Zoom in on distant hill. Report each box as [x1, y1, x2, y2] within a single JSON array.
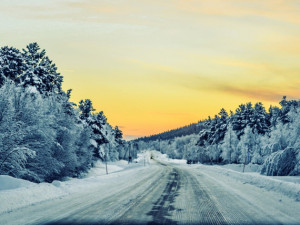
[[134, 122, 203, 142]]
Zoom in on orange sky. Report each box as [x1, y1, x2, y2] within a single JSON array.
[[1, 0, 300, 139]]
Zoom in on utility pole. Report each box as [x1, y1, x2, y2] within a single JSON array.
[[243, 144, 249, 173], [105, 144, 109, 175], [128, 142, 131, 164], [159, 138, 161, 152]]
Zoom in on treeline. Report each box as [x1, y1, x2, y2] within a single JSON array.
[[136, 122, 202, 142], [134, 99, 300, 176], [0, 43, 135, 183]]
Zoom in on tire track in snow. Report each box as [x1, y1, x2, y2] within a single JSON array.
[[46, 165, 166, 225], [173, 169, 227, 225], [147, 168, 181, 225], [117, 161, 228, 225]]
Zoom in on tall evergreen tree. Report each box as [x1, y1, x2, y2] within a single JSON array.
[[114, 126, 124, 145], [20, 43, 63, 94], [252, 102, 269, 135], [78, 99, 95, 121], [0, 46, 25, 85]]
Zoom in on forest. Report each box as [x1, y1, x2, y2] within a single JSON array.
[[133, 98, 300, 176], [1, 43, 299, 184], [136, 122, 202, 142], [0, 43, 136, 183]]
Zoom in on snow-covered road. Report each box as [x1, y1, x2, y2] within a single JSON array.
[[1, 155, 300, 225]]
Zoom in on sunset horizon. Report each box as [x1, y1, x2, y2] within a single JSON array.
[[1, 0, 299, 139]]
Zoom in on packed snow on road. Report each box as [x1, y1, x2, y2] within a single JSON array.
[[1, 150, 300, 225]]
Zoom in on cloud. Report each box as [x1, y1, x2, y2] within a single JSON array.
[[175, 0, 300, 25], [181, 74, 300, 102], [125, 57, 300, 103], [0, 0, 135, 25], [219, 85, 285, 102], [2, 0, 300, 30], [66, 0, 135, 14], [0, 1, 66, 18]]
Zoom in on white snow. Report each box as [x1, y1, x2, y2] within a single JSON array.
[[0, 175, 34, 191], [271, 176, 300, 184], [0, 179, 68, 214], [194, 164, 300, 201], [0, 152, 150, 215], [90, 139, 98, 148], [26, 85, 38, 94], [85, 160, 127, 177], [1, 149, 300, 222], [219, 163, 262, 173], [150, 150, 187, 164], [151, 150, 300, 202]]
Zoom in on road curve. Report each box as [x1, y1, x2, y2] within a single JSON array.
[[1, 160, 299, 225]]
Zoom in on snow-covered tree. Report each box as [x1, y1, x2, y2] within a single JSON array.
[[20, 43, 63, 94], [0, 46, 25, 85], [252, 102, 269, 135], [221, 124, 239, 163], [0, 43, 126, 182], [114, 126, 124, 145], [206, 144, 221, 164], [78, 99, 95, 121], [238, 126, 259, 171]]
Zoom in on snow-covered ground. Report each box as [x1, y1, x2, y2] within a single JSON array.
[[150, 150, 186, 164], [151, 150, 300, 200], [1, 150, 300, 225], [0, 152, 151, 214], [193, 164, 300, 201]]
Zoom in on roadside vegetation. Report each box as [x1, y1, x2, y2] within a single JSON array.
[[134, 98, 300, 176], [0, 43, 136, 182]]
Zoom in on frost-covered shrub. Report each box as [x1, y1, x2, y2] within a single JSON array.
[[261, 147, 298, 176]]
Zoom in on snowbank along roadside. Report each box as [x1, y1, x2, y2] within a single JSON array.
[[0, 152, 151, 214], [150, 150, 300, 201]]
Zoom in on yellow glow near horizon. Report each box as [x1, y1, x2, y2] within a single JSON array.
[[1, 0, 299, 139]]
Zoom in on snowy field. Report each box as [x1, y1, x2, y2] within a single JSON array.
[[1, 150, 300, 225]]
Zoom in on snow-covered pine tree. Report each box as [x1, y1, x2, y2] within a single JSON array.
[[20, 43, 63, 94], [268, 105, 281, 127], [213, 108, 228, 144], [252, 102, 269, 135], [0, 46, 25, 86], [114, 126, 123, 144], [278, 96, 299, 124], [232, 103, 252, 138], [78, 99, 95, 121]]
